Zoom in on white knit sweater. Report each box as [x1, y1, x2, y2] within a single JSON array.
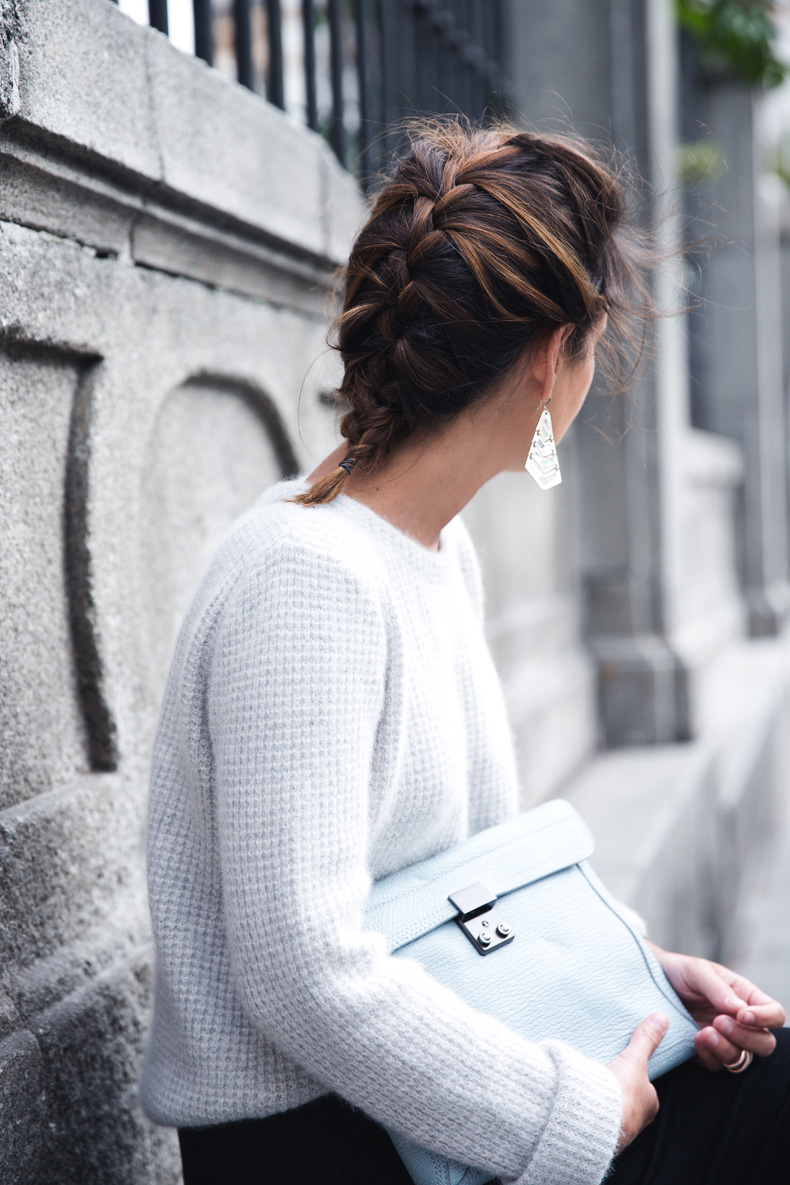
[[139, 475, 623, 1185]]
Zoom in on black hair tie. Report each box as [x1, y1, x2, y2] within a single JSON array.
[[338, 456, 356, 476]]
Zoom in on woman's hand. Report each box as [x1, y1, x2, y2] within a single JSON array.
[[607, 1013, 668, 1152], [647, 942, 786, 1072]]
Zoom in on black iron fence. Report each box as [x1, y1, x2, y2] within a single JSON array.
[[110, 0, 509, 189]]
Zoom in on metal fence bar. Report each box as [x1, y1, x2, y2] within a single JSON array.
[[479, 0, 493, 57], [467, 1, 483, 114], [126, 0, 506, 186], [478, 0, 497, 104], [492, 0, 504, 78], [380, 0, 401, 154], [302, 0, 319, 131], [458, 26, 474, 114], [148, 0, 169, 35], [355, 0, 372, 184], [433, 6, 454, 115], [328, 0, 345, 165], [414, 1, 433, 112], [426, 4, 442, 112], [266, 0, 285, 109], [234, 0, 254, 90], [193, 0, 213, 64]]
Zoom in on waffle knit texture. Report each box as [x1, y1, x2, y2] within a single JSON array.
[[139, 475, 623, 1185]]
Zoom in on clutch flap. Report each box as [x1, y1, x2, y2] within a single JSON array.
[[364, 798, 594, 952]]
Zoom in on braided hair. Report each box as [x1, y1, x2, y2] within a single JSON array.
[[295, 115, 652, 506]]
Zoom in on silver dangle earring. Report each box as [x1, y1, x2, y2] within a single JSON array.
[[525, 396, 562, 490]]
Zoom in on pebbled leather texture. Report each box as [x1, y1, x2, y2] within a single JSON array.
[[364, 799, 699, 1185]]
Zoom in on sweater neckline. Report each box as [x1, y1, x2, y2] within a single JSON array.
[[266, 475, 455, 577], [336, 492, 457, 579]]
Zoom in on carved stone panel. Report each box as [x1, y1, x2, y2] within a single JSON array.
[[0, 342, 90, 809], [138, 376, 296, 703]]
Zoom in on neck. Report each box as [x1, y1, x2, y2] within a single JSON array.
[[307, 406, 518, 551]]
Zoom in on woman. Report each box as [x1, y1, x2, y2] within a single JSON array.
[[139, 118, 788, 1184]]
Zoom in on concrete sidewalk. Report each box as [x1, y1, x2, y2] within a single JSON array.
[[728, 786, 790, 1013]]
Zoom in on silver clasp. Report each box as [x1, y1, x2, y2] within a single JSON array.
[[448, 881, 514, 956]]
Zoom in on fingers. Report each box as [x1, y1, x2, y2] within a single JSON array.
[[687, 960, 752, 1017], [694, 1027, 744, 1071], [694, 1018, 777, 1072], [716, 968, 786, 1028], [623, 1013, 669, 1065], [736, 1000, 787, 1029], [712, 1014, 778, 1056], [694, 1027, 725, 1071], [608, 1017, 665, 1153]]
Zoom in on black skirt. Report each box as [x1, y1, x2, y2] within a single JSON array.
[[178, 1028, 790, 1185], [178, 1093, 422, 1185]]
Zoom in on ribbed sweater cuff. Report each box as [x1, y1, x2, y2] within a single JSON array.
[[507, 1044, 623, 1185]]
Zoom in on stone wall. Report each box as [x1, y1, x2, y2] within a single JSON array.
[[0, 1, 361, 1180]]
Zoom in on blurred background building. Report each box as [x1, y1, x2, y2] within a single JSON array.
[[1, 1, 789, 1181]]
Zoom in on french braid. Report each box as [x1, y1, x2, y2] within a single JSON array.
[[296, 115, 653, 506]]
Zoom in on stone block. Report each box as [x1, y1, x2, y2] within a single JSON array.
[[590, 634, 690, 747], [0, 218, 116, 354], [0, 986, 21, 1041], [130, 207, 329, 313], [145, 27, 334, 262], [0, 145, 134, 254], [14, 0, 160, 181], [571, 403, 631, 586], [0, 145, 134, 255], [0, 5, 20, 123], [674, 431, 743, 632], [0, 1029, 47, 1185], [32, 953, 180, 1185], [320, 148, 366, 264], [6, 924, 149, 1031], [0, 776, 147, 974]]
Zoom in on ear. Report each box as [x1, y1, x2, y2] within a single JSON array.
[[534, 325, 574, 405]]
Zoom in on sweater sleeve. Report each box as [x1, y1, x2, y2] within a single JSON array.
[[208, 542, 623, 1185]]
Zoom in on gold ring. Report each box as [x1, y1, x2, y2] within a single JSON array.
[[724, 1049, 753, 1074]]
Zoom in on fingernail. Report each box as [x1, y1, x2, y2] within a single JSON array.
[[742, 1010, 756, 1025], [649, 1013, 669, 1033], [718, 1017, 733, 1035], [706, 1030, 719, 1047]]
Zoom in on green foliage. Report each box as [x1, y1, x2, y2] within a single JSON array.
[[676, 0, 788, 88], [770, 134, 790, 189], [676, 139, 726, 187]]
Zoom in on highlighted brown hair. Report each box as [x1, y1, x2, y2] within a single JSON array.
[[296, 114, 654, 506]]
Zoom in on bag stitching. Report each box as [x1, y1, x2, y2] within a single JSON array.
[[577, 862, 698, 1027]]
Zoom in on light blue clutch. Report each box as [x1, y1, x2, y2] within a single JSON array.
[[363, 798, 699, 1185]]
